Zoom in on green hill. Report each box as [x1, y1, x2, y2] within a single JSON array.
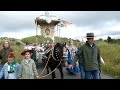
[[21, 35, 81, 48]]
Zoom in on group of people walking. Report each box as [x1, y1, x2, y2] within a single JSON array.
[[0, 41, 39, 79], [0, 32, 102, 79]]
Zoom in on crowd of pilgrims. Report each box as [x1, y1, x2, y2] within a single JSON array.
[[0, 40, 78, 79]]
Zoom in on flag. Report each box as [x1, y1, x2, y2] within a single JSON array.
[[61, 20, 72, 28]]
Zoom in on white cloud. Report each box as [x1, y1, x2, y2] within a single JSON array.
[[1, 11, 120, 41], [1, 21, 120, 41], [55, 21, 120, 41], [0, 28, 40, 39]]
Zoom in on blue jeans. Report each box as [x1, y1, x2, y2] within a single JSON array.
[[79, 65, 85, 79], [85, 70, 100, 79]]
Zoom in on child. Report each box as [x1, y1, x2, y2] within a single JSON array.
[[0, 52, 20, 79], [18, 49, 39, 79]]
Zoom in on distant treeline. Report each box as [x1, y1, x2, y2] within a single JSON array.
[[95, 36, 120, 44], [1, 36, 120, 47]]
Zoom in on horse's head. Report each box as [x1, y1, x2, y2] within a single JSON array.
[[53, 43, 66, 61], [43, 43, 66, 61]]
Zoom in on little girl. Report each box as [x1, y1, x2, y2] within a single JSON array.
[[18, 49, 39, 79], [0, 52, 20, 79]]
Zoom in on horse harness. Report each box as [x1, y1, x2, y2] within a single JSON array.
[[37, 47, 62, 78]]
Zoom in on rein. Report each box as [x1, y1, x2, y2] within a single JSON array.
[[37, 48, 62, 79]]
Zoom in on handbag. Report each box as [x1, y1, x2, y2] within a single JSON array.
[[100, 57, 105, 65]]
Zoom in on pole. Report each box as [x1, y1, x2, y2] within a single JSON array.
[[36, 27, 38, 44], [59, 25, 60, 43], [35, 19, 38, 44], [57, 25, 59, 43]]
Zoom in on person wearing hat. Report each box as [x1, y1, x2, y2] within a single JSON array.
[[69, 33, 101, 79], [0, 41, 14, 67], [18, 49, 39, 79], [0, 52, 20, 79]]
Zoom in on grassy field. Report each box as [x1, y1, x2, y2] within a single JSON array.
[[96, 41, 120, 79]]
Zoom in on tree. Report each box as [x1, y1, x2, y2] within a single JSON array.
[[107, 36, 112, 44], [99, 38, 103, 41], [16, 42, 21, 46]]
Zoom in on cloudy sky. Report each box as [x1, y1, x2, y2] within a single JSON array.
[[0, 11, 120, 42]]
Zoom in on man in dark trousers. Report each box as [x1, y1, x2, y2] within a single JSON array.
[[69, 33, 101, 79]]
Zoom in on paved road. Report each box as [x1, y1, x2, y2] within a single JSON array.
[[37, 62, 113, 79]]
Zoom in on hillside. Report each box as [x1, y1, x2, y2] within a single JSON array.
[[21, 35, 81, 48]]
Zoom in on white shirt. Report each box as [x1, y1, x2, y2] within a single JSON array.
[[25, 59, 30, 63], [7, 65, 16, 79], [24, 46, 35, 50], [89, 44, 93, 47], [90, 44, 92, 47]]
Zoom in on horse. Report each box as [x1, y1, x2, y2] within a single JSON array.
[[42, 43, 66, 79]]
